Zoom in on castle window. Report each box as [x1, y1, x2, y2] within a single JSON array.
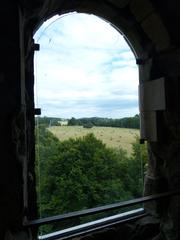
[[34, 13, 147, 236]]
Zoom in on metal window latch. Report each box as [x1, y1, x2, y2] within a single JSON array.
[[34, 43, 40, 51], [34, 108, 41, 115]]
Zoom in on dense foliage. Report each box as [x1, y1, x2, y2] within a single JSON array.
[[36, 124, 147, 233]]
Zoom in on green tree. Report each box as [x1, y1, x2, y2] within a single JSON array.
[[68, 117, 78, 125], [36, 126, 148, 233]]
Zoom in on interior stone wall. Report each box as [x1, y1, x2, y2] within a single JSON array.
[[0, 1, 23, 239], [144, 49, 180, 239]]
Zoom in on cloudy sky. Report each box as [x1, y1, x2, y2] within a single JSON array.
[[34, 13, 139, 119]]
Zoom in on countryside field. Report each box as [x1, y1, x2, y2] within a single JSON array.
[[48, 126, 139, 155]]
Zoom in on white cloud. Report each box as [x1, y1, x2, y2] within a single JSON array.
[[34, 13, 139, 118]]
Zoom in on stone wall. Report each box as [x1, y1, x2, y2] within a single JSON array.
[[1, 0, 180, 239]]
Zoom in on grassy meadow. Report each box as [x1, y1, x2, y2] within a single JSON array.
[[48, 126, 139, 155]]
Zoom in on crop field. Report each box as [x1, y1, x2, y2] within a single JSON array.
[[48, 126, 139, 155]]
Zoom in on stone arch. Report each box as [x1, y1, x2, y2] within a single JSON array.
[[24, 0, 173, 103]]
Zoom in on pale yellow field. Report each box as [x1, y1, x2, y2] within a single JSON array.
[[48, 126, 139, 155]]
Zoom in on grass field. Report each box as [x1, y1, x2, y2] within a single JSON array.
[[48, 126, 139, 155]]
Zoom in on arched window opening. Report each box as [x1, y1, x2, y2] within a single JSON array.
[[34, 13, 148, 235]]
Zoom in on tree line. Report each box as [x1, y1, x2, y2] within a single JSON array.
[[68, 115, 140, 129], [36, 114, 140, 129]]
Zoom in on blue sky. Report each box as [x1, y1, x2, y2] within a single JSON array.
[[34, 13, 139, 119]]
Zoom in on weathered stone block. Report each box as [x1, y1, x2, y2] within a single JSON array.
[[141, 13, 170, 50], [107, 0, 130, 8], [130, 0, 154, 22]]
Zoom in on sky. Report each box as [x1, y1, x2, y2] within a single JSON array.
[[34, 13, 139, 119]]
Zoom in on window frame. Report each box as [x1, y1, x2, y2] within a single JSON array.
[[24, 191, 180, 239]]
